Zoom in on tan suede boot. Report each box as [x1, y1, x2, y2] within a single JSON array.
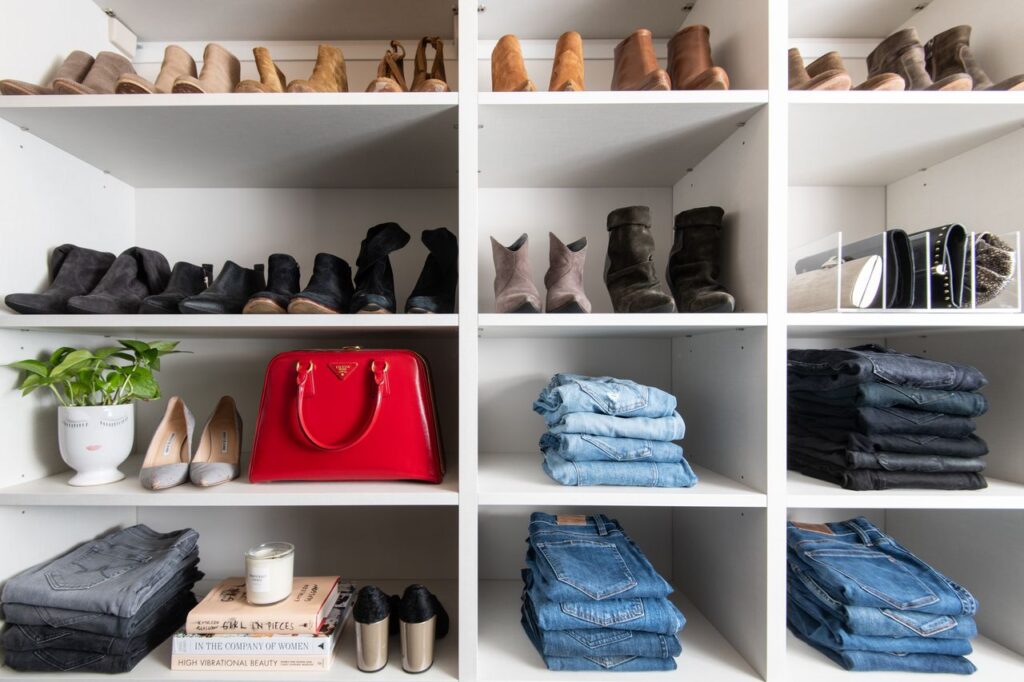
[[549, 31, 584, 91], [926, 25, 1024, 92], [867, 28, 971, 91], [2, 51, 94, 95], [288, 44, 348, 93], [668, 25, 729, 90], [235, 47, 287, 93], [807, 51, 904, 91], [54, 51, 136, 94], [117, 45, 196, 94], [545, 233, 591, 313], [366, 41, 407, 92], [172, 43, 240, 93], [492, 234, 542, 313], [492, 35, 536, 92], [612, 29, 671, 91], [412, 37, 450, 92], [788, 48, 850, 90]]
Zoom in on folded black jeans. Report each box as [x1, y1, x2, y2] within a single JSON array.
[[790, 422, 989, 458], [790, 446, 986, 474], [789, 383, 988, 417], [788, 345, 987, 392], [789, 403, 976, 438], [789, 453, 988, 491]]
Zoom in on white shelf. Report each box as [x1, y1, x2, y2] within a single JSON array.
[[787, 312, 1024, 337], [789, 97, 1024, 186], [0, 457, 459, 507], [478, 579, 761, 682], [787, 471, 1024, 510], [479, 92, 767, 187], [789, 0, 927, 40], [0, 94, 458, 188], [787, 630, 1024, 682], [478, 453, 765, 508], [477, 0, 693, 40], [479, 313, 767, 338], [0, 314, 459, 338]]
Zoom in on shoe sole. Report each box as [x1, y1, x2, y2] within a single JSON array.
[[547, 301, 587, 314], [287, 298, 339, 314], [242, 298, 287, 314], [356, 305, 393, 314]]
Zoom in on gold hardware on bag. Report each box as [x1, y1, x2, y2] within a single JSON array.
[[340, 346, 362, 351]]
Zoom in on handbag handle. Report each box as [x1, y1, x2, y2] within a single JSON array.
[[295, 359, 387, 451]]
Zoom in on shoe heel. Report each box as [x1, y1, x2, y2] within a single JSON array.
[[400, 616, 436, 674], [356, 617, 389, 672]]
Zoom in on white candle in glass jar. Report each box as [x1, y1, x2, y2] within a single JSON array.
[[245, 542, 295, 605]]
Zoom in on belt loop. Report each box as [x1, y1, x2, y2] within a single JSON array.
[[595, 515, 610, 536], [847, 518, 875, 546]]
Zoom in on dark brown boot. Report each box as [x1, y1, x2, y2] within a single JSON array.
[[807, 51, 904, 91], [926, 26, 1024, 92], [549, 32, 584, 91], [492, 35, 536, 92], [788, 48, 850, 90], [54, 52, 136, 94], [668, 25, 729, 90], [667, 206, 735, 313], [1, 51, 94, 95], [612, 29, 671, 91], [604, 206, 676, 313], [867, 28, 971, 91]]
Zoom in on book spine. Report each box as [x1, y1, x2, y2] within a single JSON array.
[[184, 617, 322, 636], [171, 654, 330, 671], [173, 637, 328, 655]]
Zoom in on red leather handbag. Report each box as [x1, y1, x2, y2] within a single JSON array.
[[248, 348, 444, 483]]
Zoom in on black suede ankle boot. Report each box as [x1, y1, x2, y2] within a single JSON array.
[[667, 206, 736, 313], [179, 261, 265, 314], [67, 247, 171, 314], [604, 206, 676, 313], [406, 227, 458, 314], [140, 262, 212, 314], [287, 253, 353, 314], [243, 253, 300, 314], [5, 244, 116, 314], [351, 222, 411, 314]]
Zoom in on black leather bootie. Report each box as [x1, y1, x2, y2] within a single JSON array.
[[667, 206, 736, 313], [243, 253, 300, 314], [5, 244, 115, 314], [406, 227, 458, 314], [351, 222, 411, 313], [67, 247, 171, 314], [605, 206, 676, 313], [179, 261, 265, 314], [287, 253, 354, 314], [140, 262, 212, 314]]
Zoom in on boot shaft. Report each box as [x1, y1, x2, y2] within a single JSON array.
[[612, 29, 670, 91], [407, 228, 458, 313], [925, 25, 993, 90], [868, 28, 934, 89], [668, 25, 727, 90], [413, 37, 449, 92], [491, 234, 541, 313], [207, 260, 265, 296], [173, 43, 240, 93], [492, 35, 536, 92], [544, 233, 586, 289], [163, 261, 210, 296], [605, 205, 658, 269], [353, 223, 411, 302], [309, 252, 353, 292], [155, 45, 198, 93], [788, 48, 810, 88], [56, 51, 135, 94], [549, 31, 584, 91], [265, 253, 300, 293], [309, 44, 348, 92], [249, 46, 287, 93], [671, 206, 725, 266], [805, 51, 844, 78]]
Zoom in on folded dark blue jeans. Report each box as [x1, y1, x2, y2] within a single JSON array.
[[790, 421, 989, 458], [789, 445, 986, 474], [789, 454, 988, 491], [790, 383, 988, 417], [788, 345, 987, 392], [789, 403, 977, 438]]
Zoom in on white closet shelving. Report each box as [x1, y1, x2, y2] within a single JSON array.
[[0, 1, 1023, 681]]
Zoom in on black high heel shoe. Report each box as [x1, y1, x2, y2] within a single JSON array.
[[398, 584, 449, 674], [354, 586, 392, 673]]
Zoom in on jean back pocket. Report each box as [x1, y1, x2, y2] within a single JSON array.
[[806, 547, 939, 610], [46, 545, 153, 591], [537, 539, 637, 600]]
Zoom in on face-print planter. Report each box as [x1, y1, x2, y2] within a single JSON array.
[[57, 404, 135, 486]]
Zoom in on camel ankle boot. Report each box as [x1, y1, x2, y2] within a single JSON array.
[[492, 234, 542, 313], [492, 35, 536, 92], [2, 51, 94, 96], [236, 47, 287, 93], [667, 206, 735, 313], [549, 32, 584, 91], [545, 233, 591, 314], [289, 44, 348, 92], [117, 45, 196, 94], [604, 206, 676, 313], [868, 28, 970, 91], [668, 25, 729, 90], [926, 25, 1024, 92], [412, 37, 450, 92], [172, 43, 241, 93], [612, 29, 671, 91], [54, 52, 135, 94], [788, 48, 850, 90], [806, 51, 904, 91], [366, 41, 408, 92]]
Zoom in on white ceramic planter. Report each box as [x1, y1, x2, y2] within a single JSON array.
[[57, 404, 135, 486]]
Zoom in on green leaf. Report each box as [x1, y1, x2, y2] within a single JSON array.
[[20, 374, 44, 392], [48, 347, 73, 366], [8, 360, 48, 377], [92, 347, 123, 360], [21, 384, 43, 397], [148, 341, 179, 353], [118, 340, 150, 354], [51, 349, 94, 377], [141, 348, 159, 365]]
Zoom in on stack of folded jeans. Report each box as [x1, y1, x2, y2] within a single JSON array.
[[788, 345, 989, 490], [1, 525, 201, 674], [533, 373, 697, 488], [787, 517, 978, 674], [520, 512, 685, 672]]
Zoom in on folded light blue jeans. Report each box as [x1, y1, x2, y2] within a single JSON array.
[[546, 412, 685, 440], [540, 433, 683, 462], [789, 624, 976, 674], [534, 374, 677, 425], [543, 452, 697, 488]]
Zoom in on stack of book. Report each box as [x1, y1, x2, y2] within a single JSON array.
[[171, 577, 355, 672]]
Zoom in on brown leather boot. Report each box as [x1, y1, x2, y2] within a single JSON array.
[[926, 26, 1024, 92], [549, 31, 584, 91], [235, 47, 287, 93], [366, 41, 407, 92], [54, 52, 136, 94], [117, 45, 196, 94], [545, 233, 591, 313], [612, 29, 671, 91], [492, 35, 536, 92], [788, 48, 850, 90], [172, 43, 240, 93], [412, 37, 450, 92], [1, 51, 93, 95], [668, 25, 729, 90], [491, 234, 541, 313], [867, 28, 971, 91], [289, 45, 348, 92], [806, 51, 904, 91]]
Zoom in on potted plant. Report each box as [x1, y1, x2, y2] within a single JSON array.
[[8, 340, 184, 486]]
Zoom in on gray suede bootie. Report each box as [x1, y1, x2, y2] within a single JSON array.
[[140, 397, 194, 491], [491, 234, 542, 313], [667, 206, 736, 313], [544, 233, 591, 313], [604, 206, 676, 313]]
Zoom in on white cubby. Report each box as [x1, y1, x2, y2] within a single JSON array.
[[1, 0, 1024, 680]]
